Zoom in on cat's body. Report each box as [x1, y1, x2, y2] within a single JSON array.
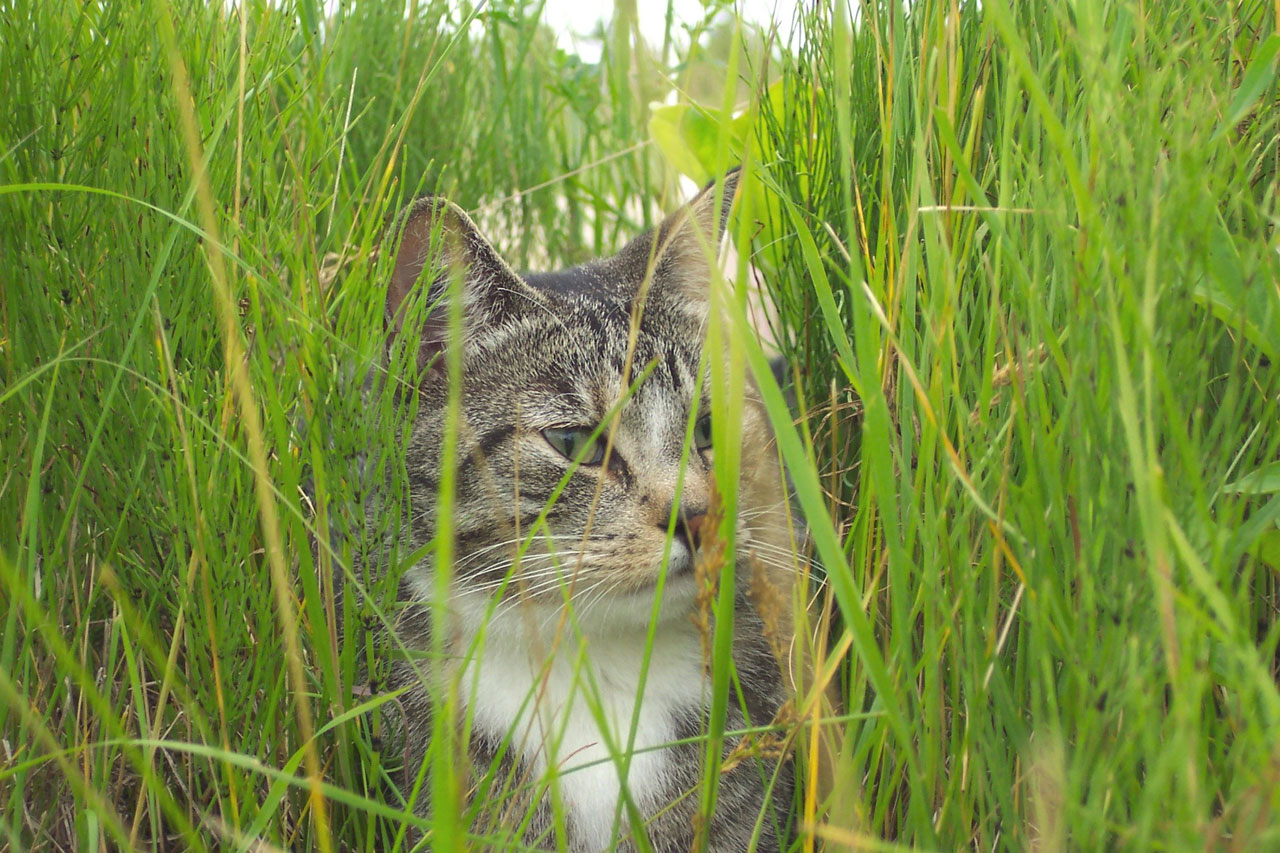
[[370, 172, 796, 851]]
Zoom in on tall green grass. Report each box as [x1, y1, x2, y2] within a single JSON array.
[[2, 0, 1278, 849]]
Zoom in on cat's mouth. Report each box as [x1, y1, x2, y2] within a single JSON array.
[[662, 546, 695, 579]]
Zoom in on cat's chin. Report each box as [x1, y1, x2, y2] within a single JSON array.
[[622, 563, 701, 606]]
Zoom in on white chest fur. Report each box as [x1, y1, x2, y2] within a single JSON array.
[[454, 600, 708, 851]]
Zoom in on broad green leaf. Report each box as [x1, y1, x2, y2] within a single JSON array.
[[649, 80, 815, 278], [647, 103, 747, 184], [649, 104, 714, 184], [1191, 217, 1280, 358], [1255, 528, 1280, 575], [1224, 462, 1280, 495], [1216, 34, 1280, 137]]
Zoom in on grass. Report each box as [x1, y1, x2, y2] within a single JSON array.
[[2, 0, 1279, 849]]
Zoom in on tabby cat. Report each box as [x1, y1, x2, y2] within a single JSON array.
[[374, 171, 796, 851]]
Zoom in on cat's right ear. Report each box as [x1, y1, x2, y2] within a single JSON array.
[[384, 195, 531, 374]]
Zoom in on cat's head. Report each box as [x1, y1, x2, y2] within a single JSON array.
[[384, 172, 787, 631]]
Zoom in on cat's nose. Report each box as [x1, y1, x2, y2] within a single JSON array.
[[667, 507, 709, 553], [683, 511, 709, 550]]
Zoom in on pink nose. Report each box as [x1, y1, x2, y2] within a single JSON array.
[[680, 511, 708, 551]]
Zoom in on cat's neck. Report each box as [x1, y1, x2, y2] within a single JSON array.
[[448, 587, 711, 723], [450, 590, 709, 850]]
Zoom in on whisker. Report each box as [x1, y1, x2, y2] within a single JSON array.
[[455, 534, 591, 568], [482, 554, 613, 624], [467, 555, 603, 596]]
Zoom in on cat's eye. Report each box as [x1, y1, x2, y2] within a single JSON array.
[[693, 414, 713, 451], [543, 427, 604, 466]]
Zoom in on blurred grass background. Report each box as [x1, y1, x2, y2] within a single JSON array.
[[2, 0, 1279, 849]]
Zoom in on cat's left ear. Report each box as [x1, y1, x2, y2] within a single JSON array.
[[617, 168, 740, 311]]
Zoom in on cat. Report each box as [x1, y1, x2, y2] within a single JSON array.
[[370, 170, 798, 852]]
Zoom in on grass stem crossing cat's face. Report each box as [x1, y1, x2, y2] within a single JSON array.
[[386, 171, 778, 630]]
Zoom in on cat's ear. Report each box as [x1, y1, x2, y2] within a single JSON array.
[[384, 195, 532, 372], [618, 168, 740, 311]]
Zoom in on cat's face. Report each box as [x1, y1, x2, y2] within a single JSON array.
[[386, 174, 782, 629]]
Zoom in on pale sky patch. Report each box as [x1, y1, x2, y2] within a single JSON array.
[[540, 0, 797, 64]]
